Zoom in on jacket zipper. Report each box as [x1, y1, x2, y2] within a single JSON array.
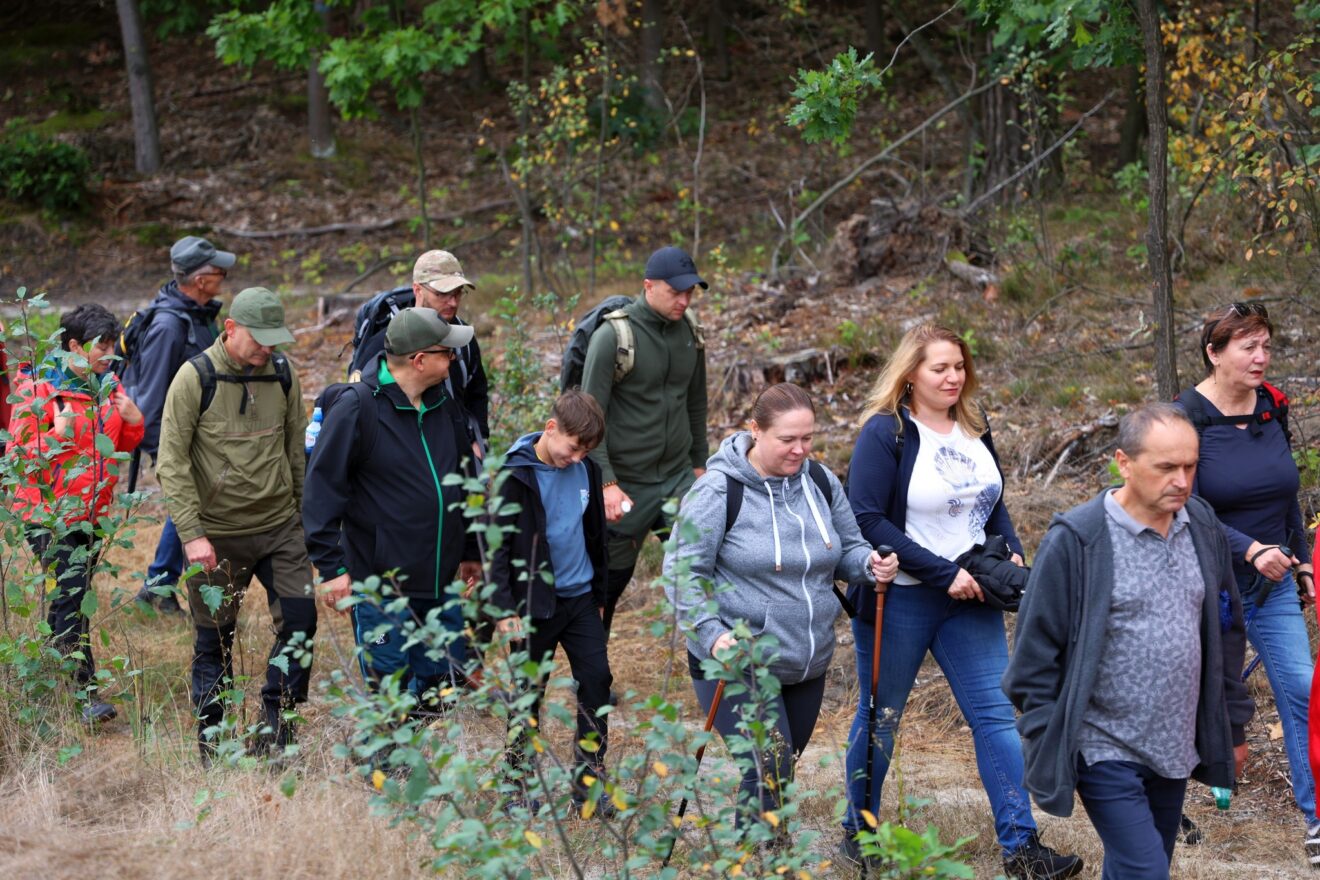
[[416, 408, 445, 598]]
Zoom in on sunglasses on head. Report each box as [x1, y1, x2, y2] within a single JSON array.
[[1225, 301, 1268, 320]]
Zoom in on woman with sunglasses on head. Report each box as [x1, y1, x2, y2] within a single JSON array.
[[840, 324, 1081, 879], [1175, 301, 1317, 861]]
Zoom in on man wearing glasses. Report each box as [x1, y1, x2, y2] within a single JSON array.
[[304, 307, 482, 705], [125, 236, 233, 615]]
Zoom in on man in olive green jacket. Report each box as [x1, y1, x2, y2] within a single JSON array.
[[581, 246, 709, 637], [158, 287, 315, 761]]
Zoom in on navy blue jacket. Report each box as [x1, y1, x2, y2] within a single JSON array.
[[846, 409, 1022, 622], [488, 452, 608, 620], [120, 281, 222, 458], [302, 354, 479, 599]]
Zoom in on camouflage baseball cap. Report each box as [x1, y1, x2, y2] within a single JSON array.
[[384, 307, 475, 356], [413, 250, 475, 293], [229, 287, 295, 347]]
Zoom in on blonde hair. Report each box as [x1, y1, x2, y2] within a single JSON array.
[[858, 324, 986, 438]]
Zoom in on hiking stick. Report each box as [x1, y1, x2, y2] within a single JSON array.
[[863, 545, 895, 827], [661, 677, 726, 868]]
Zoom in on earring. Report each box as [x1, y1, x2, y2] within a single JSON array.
[[904, 382, 913, 397]]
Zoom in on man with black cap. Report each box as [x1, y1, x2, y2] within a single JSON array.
[[157, 287, 316, 762], [125, 235, 234, 614], [304, 307, 482, 701], [580, 246, 708, 637]]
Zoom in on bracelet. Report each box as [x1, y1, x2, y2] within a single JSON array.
[[602, 480, 618, 489], [1248, 545, 1279, 567]]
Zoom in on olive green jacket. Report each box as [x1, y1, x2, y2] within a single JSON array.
[[581, 294, 707, 486], [157, 336, 307, 542]]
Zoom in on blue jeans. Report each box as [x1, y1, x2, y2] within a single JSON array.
[[146, 516, 184, 589], [1075, 758, 1186, 880], [1241, 570, 1316, 820], [842, 586, 1036, 853], [352, 594, 469, 696]]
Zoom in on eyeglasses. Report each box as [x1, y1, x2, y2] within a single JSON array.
[[1226, 301, 1268, 320], [413, 347, 457, 361], [420, 282, 465, 302]]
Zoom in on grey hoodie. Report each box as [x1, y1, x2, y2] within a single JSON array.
[[663, 432, 875, 683]]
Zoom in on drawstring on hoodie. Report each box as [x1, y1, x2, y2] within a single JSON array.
[[763, 480, 783, 572], [800, 472, 832, 549]]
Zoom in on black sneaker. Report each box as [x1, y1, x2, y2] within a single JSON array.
[[1003, 832, 1083, 880], [81, 701, 117, 725], [1179, 813, 1204, 846], [158, 593, 185, 616]]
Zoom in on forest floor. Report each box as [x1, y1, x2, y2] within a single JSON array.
[[2, 4, 1319, 878]]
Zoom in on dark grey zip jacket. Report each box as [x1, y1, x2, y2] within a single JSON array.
[[1003, 491, 1252, 817]]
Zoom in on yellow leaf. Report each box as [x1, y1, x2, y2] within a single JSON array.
[[729, 865, 743, 877], [371, 770, 386, 790], [580, 774, 597, 789], [524, 830, 543, 849], [763, 810, 780, 827], [652, 761, 669, 778], [671, 814, 683, 828], [860, 809, 878, 829], [580, 798, 596, 819], [611, 788, 628, 812]]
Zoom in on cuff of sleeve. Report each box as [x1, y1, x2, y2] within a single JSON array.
[[1231, 724, 1246, 747], [695, 619, 726, 656], [174, 520, 205, 544]]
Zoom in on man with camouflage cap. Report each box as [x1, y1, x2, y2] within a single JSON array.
[[157, 287, 316, 762], [125, 235, 233, 615], [304, 307, 481, 701]]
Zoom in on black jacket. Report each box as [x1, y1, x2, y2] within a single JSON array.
[[489, 455, 607, 620], [303, 354, 478, 599]]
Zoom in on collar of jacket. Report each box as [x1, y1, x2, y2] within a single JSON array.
[[629, 292, 679, 328], [161, 280, 223, 320], [373, 355, 447, 412], [209, 334, 278, 377]]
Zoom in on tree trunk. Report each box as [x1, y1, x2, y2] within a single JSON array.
[[467, 26, 497, 91], [705, 0, 731, 82], [115, 0, 161, 174], [639, 0, 665, 113], [864, 0, 884, 57], [1136, 0, 1178, 398], [1116, 63, 1145, 169], [307, 1, 335, 159]]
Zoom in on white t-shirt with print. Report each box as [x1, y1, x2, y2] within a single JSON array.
[[894, 419, 1002, 586]]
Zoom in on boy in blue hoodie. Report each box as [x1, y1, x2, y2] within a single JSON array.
[[490, 390, 611, 809]]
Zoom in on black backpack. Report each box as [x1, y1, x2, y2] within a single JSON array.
[[346, 285, 414, 380], [558, 295, 705, 392], [309, 381, 379, 460], [1178, 382, 1292, 447], [114, 303, 199, 378], [187, 352, 293, 416], [723, 460, 858, 618]]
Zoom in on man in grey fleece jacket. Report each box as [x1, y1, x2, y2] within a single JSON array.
[[1004, 404, 1252, 880]]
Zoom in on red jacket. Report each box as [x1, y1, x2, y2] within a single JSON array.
[[7, 364, 144, 526]]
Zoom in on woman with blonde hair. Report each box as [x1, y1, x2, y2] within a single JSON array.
[[839, 325, 1080, 879]]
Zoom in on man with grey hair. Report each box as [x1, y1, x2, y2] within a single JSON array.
[[124, 236, 233, 614], [1004, 402, 1252, 880]]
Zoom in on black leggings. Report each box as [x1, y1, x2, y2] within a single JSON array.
[[691, 661, 826, 821], [27, 528, 101, 687]]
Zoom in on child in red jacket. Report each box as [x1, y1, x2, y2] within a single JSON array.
[[8, 304, 144, 724]]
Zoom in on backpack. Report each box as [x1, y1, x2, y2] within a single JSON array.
[[188, 352, 293, 416], [558, 295, 706, 392], [114, 303, 198, 378], [723, 460, 858, 618], [1178, 382, 1292, 447], [344, 285, 476, 394], [310, 381, 379, 459]]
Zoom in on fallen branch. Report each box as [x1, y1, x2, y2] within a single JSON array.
[[961, 90, 1115, 217], [213, 198, 515, 240]]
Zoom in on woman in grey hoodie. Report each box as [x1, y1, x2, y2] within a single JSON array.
[[663, 383, 895, 828]]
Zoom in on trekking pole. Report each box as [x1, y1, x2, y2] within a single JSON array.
[[126, 447, 142, 495], [863, 545, 895, 827], [661, 677, 726, 868]]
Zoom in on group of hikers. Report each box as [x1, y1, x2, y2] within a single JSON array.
[[6, 233, 1319, 879]]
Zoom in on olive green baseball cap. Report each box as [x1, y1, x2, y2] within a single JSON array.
[[413, 250, 475, 293], [384, 307, 474, 356], [229, 287, 295, 347]]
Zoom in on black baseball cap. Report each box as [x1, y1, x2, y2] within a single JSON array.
[[644, 246, 707, 291]]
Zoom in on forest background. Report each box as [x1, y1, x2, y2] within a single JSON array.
[[0, 0, 1318, 877]]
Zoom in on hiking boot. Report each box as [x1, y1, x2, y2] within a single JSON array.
[[81, 701, 117, 725], [158, 593, 185, 616], [1305, 821, 1320, 868], [1003, 832, 1083, 880], [1179, 813, 1203, 846], [838, 834, 881, 875], [134, 585, 156, 607], [572, 793, 618, 820]]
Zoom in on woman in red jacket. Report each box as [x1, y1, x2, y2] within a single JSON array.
[[8, 304, 144, 724]]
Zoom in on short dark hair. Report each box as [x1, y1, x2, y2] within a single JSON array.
[[750, 382, 815, 429], [1200, 301, 1272, 374], [551, 389, 605, 449], [59, 304, 120, 353], [1116, 402, 1195, 458]]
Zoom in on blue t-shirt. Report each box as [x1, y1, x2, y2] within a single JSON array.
[[1191, 394, 1310, 575], [509, 433, 594, 598]]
